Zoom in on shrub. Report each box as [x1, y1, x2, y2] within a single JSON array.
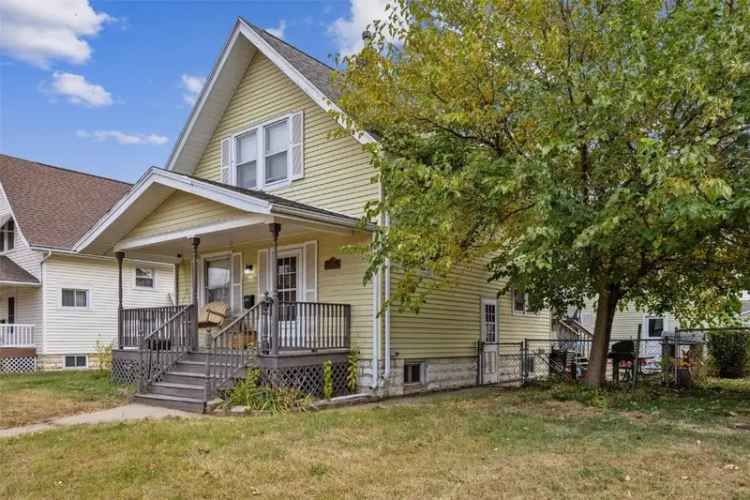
[[223, 369, 312, 414], [322, 360, 333, 399], [347, 351, 359, 393], [707, 330, 750, 379], [93, 340, 112, 375]]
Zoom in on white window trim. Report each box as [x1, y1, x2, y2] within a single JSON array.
[[230, 113, 297, 191], [0, 218, 15, 255], [59, 288, 91, 310], [403, 361, 426, 385], [133, 267, 157, 290], [481, 297, 499, 343], [511, 288, 531, 315], [200, 252, 232, 306], [64, 354, 88, 369]]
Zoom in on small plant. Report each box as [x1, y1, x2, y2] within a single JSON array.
[[93, 340, 112, 375], [347, 351, 359, 393], [707, 330, 750, 379], [322, 360, 333, 399], [223, 368, 311, 414]]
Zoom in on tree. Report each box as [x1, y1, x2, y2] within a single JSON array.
[[335, 0, 750, 386]]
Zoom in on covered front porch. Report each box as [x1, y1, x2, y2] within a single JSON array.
[[76, 169, 370, 410], [0, 259, 40, 373]]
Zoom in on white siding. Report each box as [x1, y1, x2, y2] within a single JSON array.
[[0, 182, 44, 279], [0, 287, 43, 345], [580, 303, 679, 339], [42, 255, 175, 354]]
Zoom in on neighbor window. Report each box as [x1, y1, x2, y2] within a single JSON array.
[[65, 355, 87, 368], [0, 219, 14, 252], [62, 288, 88, 308], [403, 363, 423, 384], [648, 317, 664, 338], [135, 268, 155, 288]]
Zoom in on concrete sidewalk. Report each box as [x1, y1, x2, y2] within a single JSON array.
[[0, 403, 199, 439]]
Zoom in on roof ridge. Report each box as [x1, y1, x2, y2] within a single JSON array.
[[0, 153, 132, 186], [238, 17, 340, 73]]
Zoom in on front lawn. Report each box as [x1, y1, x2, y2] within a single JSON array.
[[2, 379, 749, 498], [0, 370, 131, 428]]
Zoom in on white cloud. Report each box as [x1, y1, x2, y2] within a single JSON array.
[[50, 71, 112, 107], [76, 130, 168, 145], [328, 0, 393, 56], [180, 73, 206, 106], [0, 0, 112, 67], [266, 20, 287, 39]]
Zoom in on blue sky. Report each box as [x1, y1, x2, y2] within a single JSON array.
[[0, 0, 386, 183]]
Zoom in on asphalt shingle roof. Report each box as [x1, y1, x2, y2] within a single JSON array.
[[0, 154, 131, 249], [0, 255, 39, 285]]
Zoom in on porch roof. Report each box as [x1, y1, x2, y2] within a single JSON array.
[[75, 167, 371, 257], [0, 256, 40, 287]]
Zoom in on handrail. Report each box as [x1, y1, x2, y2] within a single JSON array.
[[121, 305, 186, 349], [138, 304, 195, 393], [204, 301, 268, 400]]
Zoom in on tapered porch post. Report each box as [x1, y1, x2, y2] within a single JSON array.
[[115, 251, 125, 349], [269, 223, 281, 355], [191, 237, 200, 351]]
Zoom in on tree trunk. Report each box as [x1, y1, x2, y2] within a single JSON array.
[[585, 286, 620, 387]]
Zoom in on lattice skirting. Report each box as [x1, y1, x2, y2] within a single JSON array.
[[0, 356, 37, 374], [260, 361, 349, 397], [112, 358, 142, 385]]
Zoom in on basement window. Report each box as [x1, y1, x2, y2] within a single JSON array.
[[65, 355, 87, 368], [403, 362, 423, 385]]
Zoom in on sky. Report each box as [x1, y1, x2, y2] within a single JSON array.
[[0, 0, 390, 183]]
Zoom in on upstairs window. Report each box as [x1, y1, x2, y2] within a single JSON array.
[[221, 112, 304, 190], [0, 219, 14, 252]]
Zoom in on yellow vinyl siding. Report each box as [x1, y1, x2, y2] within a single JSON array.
[[390, 260, 551, 359], [175, 231, 374, 357], [193, 52, 378, 218], [125, 191, 249, 240]]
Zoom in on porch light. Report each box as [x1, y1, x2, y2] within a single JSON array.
[[244, 264, 254, 275]]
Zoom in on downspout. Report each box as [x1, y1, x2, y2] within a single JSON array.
[[383, 213, 391, 381], [371, 248, 381, 390], [39, 250, 52, 355]]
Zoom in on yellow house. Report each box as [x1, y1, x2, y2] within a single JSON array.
[[76, 18, 552, 412]]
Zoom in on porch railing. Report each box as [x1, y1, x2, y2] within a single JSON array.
[[121, 305, 186, 348], [265, 301, 351, 353], [0, 324, 34, 347], [205, 301, 268, 399], [138, 304, 195, 392]]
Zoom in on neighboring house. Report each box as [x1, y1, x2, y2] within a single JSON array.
[[74, 18, 551, 411], [0, 155, 176, 372]]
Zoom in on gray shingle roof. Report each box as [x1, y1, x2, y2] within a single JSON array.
[[240, 18, 342, 102], [0, 255, 39, 285]]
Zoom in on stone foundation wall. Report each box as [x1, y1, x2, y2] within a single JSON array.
[[358, 356, 479, 397]]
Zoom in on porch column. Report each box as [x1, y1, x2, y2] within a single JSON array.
[[174, 253, 181, 306], [191, 238, 200, 351], [269, 223, 281, 355], [115, 251, 125, 349]]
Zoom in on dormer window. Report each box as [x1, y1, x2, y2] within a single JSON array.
[[220, 111, 304, 190], [0, 219, 14, 252]]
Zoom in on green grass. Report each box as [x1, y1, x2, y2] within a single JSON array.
[[0, 370, 131, 428], [2, 379, 750, 499]]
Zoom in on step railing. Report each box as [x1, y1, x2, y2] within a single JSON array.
[[555, 317, 593, 359], [0, 324, 34, 347], [205, 301, 268, 399], [121, 305, 186, 349], [138, 304, 195, 393]]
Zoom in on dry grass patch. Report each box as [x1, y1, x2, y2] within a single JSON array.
[[1, 382, 750, 498], [0, 371, 130, 428]]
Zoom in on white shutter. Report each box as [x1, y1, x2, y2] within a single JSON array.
[[290, 111, 304, 180], [257, 249, 269, 299], [231, 252, 243, 315], [303, 241, 317, 302], [220, 137, 232, 184]]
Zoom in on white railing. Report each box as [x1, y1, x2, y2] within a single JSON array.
[[0, 324, 35, 347]]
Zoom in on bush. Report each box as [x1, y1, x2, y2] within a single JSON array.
[[223, 369, 312, 414], [707, 330, 750, 379]]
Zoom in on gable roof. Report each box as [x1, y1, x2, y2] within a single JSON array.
[[0, 255, 40, 285], [166, 17, 374, 175], [0, 154, 131, 250], [75, 167, 370, 255]]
